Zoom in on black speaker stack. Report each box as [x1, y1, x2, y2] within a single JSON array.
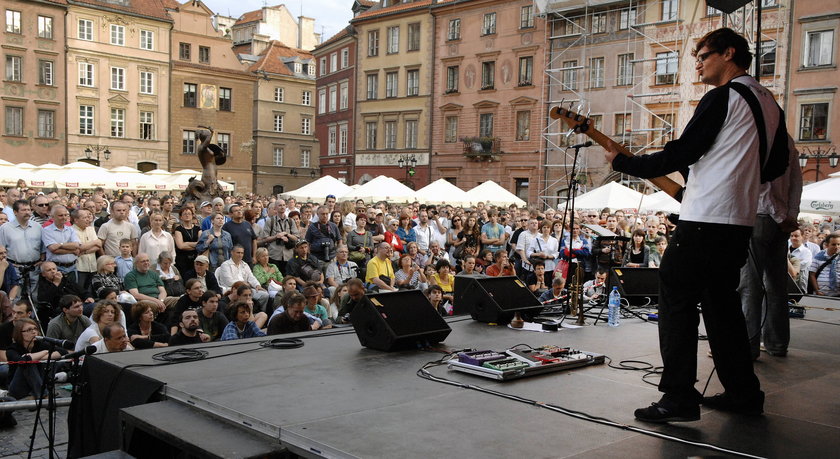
[[350, 289, 452, 352], [453, 275, 543, 324]]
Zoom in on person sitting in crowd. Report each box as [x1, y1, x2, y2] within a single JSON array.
[[810, 233, 840, 297], [538, 276, 568, 306], [526, 261, 549, 295], [216, 244, 269, 313], [365, 242, 396, 292], [156, 251, 183, 295], [302, 285, 332, 328], [168, 279, 206, 334], [169, 308, 212, 345], [328, 283, 348, 320], [648, 236, 668, 268], [127, 300, 169, 349], [395, 214, 416, 250], [583, 269, 608, 303], [45, 294, 92, 346], [182, 255, 220, 294], [457, 255, 482, 276], [268, 292, 318, 334], [383, 218, 404, 254], [92, 323, 130, 354], [76, 300, 131, 352], [622, 229, 650, 268], [252, 247, 283, 293], [124, 253, 169, 314], [325, 246, 359, 294], [221, 301, 266, 341], [404, 242, 427, 268], [395, 253, 426, 290], [429, 259, 454, 304], [0, 245, 21, 305], [425, 285, 451, 316], [90, 255, 128, 303], [475, 249, 494, 273], [220, 282, 268, 329], [336, 278, 370, 323], [345, 214, 374, 265], [426, 241, 450, 268], [196, 212, 233, 271], [6, 318, 69, 400], [36, 261, 92, 326], [485, 250, 514, 277], [788, 229, 812, 292], [285, 241, 324, 288], [197, 290, 227, 341]]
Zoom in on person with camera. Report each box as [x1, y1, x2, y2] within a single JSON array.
[[395, 253, 427, 290], [285, 241, 324, 288], [305, 205, 341, 264], [325, 245, 358, 297], [257, 200, 298, 274]]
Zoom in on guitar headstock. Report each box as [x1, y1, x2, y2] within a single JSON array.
[[549, 105, 592, 134]]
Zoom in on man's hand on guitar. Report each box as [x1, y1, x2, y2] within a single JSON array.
[[603, 139, 621, 164]]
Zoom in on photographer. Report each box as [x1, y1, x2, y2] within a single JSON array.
[[325, 246, 359, 297], [305, 205, 341, 264]]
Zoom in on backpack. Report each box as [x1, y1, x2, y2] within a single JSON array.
[[729, 82, 790, 183]]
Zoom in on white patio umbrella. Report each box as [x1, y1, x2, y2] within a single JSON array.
[[0, 162, 40, 187], [340, 175, 417, 203], [52, 162, 111, 189], [414, 179, 470, 206], [465, 181, 526, 207], [638, 190, 681, 213], [283, 175, 351, 201], [800, 175, 840, 215], [572, 181, 645, 210], [11, 163, 51, 188]]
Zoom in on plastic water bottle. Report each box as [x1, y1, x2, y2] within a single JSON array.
[[608, 286, 621, 327]]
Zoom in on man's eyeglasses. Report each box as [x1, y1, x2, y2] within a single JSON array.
[[35, 203, 48, 207], [695, 50, 717, 64]]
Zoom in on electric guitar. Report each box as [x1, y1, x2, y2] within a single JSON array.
[[549, 105, 684, 201]]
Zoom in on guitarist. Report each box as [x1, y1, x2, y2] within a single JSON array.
[[604, 28, 787, 424]]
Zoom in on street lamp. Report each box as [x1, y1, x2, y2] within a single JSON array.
[[84, 145, 111, 166], [397, 154, 417, 188], [799, 145, 839, 181]]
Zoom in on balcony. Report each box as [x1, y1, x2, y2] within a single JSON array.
[[461, 137, 501, 161]]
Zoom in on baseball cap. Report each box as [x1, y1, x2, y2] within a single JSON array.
[[200, 201, 211, 208], [194, 255, 210, 264], [295, 240, 309, 247], [211, 197, 224, 205]]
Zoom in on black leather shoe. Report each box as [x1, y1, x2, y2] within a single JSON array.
[[634, 401, 700, 423], [702, 391, 764, 416]]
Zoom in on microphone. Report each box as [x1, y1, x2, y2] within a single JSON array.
[[35, 336, 74, 350], [570, 141, 593, 149], [64, 345, 97, 361]]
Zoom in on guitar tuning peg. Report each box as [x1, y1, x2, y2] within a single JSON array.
[[585, 107, 591, 117], [568, 101, 574, 110], [576, 102, 584, 113], [564, 129, 575, 138]]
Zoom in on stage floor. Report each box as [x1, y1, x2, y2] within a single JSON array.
[[92, 296, 840, 458]]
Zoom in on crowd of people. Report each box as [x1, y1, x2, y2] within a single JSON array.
[[0, 184, 836, 403]]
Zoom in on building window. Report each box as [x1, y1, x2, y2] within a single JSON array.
[[307, 63, 316, 77], [318, 89, 326, 114], [79, 105, 94, 135], [446, 66, 459, 93], [590, 114, 603, 131], [38, 60, 54, 86], [37, 110, 54, 138], [294, 62, 302, 74], [273, 147, 283, 166], [655, 51, 678, 84], [5, 10, 21, 34], [38, 16, 53, 39], [562, 60, 577, 91], [559, 16, 583, 36], [408, 23, 420, 51], [368, 30, 379, 56], [340, 82, 348, 110], [110, 108, 125, 137], [516, 111, 530, 141], [183, 130, 196, 155], [341, 48, 349, 68], [406, 69, 419, 96], [140, 30, 154, 50], [302, 117, 311, 135], [387, 26, 399, 54], [479, 113, 494, 138], [386, 72, 398, 98], [805, 30, 834, 67], [139, 71, 154, 94], [219, 87, 232, 111], [320, 56, 327, 75], [79, 62, 94, 87], [302, 91, 311, 106], [619, 7, 637, 30], [199, 46, 210, 64], [448, 19, 460, 40], [482, 13, 496, 35], [339, 124, 348, 154], [518, 56, 533, 86], [328, 126, 337, 155], [481, 61, 495, 90], [5, 56, 21, 82], [78, 19, 93, 41], [367, 74, 378, 99], [183, 83, 197, 107], [179, 42, 191, 60], [274, 115, 283, 132], [661, 0, 678, 21], [384, 121, 397, 149], [614, 113, 631, 136], [4, 107, 22, 136], [110, 24, 125, 46], [330, 52, 338, 72], [445, 116, 458, 143], [110, 67, 125, 90], [329, 85, 337, 111], [366, 122, 377, 149], [589, 57, 605, 88], [591, 12, 606, 34], [139, 111, 154, 140], [405, 120, 418, 149], [758, 40, 776, 77], [274, 87, 284, 102], [217, 133, 230, 156], [799, 103, 828, 140], [706, 5, 721, 16], [617, 53, 634, 86], [301, 149, 310, 168], [520, 6, 534, 29], [514, 178, 529, 203]]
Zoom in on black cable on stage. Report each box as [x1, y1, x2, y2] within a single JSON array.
[[416, 354, 766, 459], [259, 338, 305, 349], [605, 356, 662, 387]]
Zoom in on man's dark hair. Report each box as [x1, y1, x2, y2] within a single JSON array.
[[60, 294, 81, 311], [694, 27, 752, 70], [15, 299, 32, 312], [286, 292, 306, 308], [532, 260, 545, 269], [12, 199, 29, 212], [346, 278, 364, 290], [425, 285, 443, 297]]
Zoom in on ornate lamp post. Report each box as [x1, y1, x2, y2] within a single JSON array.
[[397, 154, 417, 189], [799, 145, 838, 181], [83, 145, 111, 166]]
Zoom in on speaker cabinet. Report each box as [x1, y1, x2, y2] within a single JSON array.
[[787, 274, 804, 302], [609, 267, 659, 299], [454, 275, 542, 324], [350, 290, 452, 352]]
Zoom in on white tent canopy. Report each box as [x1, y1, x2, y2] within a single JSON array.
[[51, 162, 110, 189], [282, 175, 352, 202], [638, 190, 681, 213], [573, 181, 644, 210], [800, 176, 840, 215], [465, 181, 527, 207], [414, 179, 470, 206], [340, 175, 417, 203]]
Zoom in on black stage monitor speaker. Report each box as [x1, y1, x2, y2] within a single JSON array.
[[454, 275, 542, 324], [351, 290, 451, 351], [609, 267, 659, 299], [787, 274, 804, 302]]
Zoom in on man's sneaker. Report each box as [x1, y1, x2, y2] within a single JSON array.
[[702, 391, 764, 416], [634, 401, 700, 423], [53, 372, 68, 383]]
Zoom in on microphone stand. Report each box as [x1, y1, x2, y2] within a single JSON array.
[[561, 142, 588, 325], [28, 342, 59, 459]]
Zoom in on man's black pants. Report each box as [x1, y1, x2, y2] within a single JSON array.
[[657, 221, 761, 405]]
